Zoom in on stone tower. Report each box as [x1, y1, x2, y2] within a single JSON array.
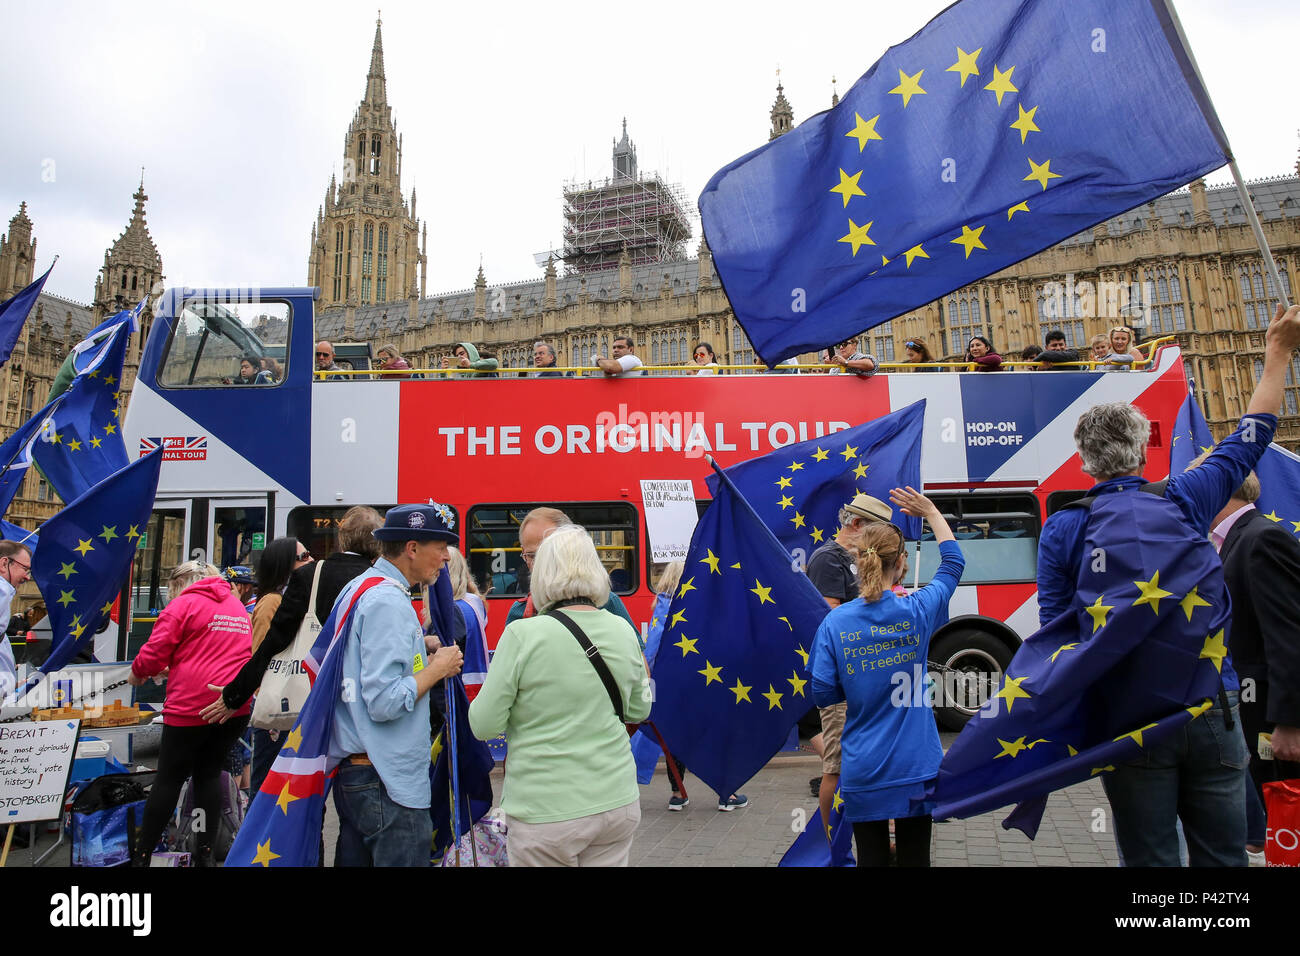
[[307, 16, 426, 312], [769, 79, 794, 140], [0, 202, 37, 299], [92, 177, 164, 368]]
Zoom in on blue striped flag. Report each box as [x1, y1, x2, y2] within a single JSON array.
[[0, 263, 53, 367]]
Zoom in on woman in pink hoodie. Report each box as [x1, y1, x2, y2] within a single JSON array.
[[128, 561, 253, 866]]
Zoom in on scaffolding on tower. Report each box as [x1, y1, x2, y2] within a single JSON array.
[[561, 173, 692, 276]]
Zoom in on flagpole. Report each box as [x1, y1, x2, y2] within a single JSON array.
[[1161, 0, 1291, 309]]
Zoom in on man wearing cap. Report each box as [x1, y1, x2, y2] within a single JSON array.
[[223, 566, 256, 614], [805, 493, 895, 825], [329, 502, 464, 867]]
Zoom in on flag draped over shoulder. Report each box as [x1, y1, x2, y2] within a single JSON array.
[[707, 401, 925, 546], [226, 575, 396, 867], [779, 790, 855, 868], [24, 449, 162, 684], [650, 463, 831, 799], [0, 262, 54, 367], [926, 491, 1230, 837], [1169, 393, 1215, 474], [699, 0, 1231, 365]]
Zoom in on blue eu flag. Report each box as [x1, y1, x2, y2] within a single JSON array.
[[0, 262, 53, 367], [0, 412, 50, 517], [700, 0, 1231, 364], [779, 791, 855, 868], [1169, 393, 1215, 475], [650, 462, 831, 798], [707, 401, 925, 548]]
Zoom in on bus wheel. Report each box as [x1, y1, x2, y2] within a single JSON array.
[[929, 629, 1013, 731]]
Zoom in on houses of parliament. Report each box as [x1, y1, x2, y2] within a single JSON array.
[[4, 16, 1300, 537]]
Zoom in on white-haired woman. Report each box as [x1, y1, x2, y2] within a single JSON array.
[[468, 525, 650, 866], [128, 561, 253, 866]]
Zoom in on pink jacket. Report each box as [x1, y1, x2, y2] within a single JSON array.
[[132, 577, 253, 726]]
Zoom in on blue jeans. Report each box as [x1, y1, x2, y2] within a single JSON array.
[[332, 762, 432, 867], [250, 728, 285, 797], [1102, 693, 1248, 867]]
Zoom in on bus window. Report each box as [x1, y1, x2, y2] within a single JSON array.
[[467, 503, 639, 599], [286, 504, 407, 561], [645, 499, 711, 592], [213, 505, 266, 570], [913, 493, 1040, 586], [158, 299, 291, 388], [131, 508, 188, 616]]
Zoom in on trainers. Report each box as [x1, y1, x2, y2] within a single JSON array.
[[718, 793, 748, 811], [809, 776, 822, 797], [667, 795, 689, 811]]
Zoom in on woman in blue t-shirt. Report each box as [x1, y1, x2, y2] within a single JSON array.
[[810, 486, 965, 867]]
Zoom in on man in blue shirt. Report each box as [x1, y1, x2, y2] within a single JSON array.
[[330, 502, 464, 867], [1036, 302, 1300, 866]]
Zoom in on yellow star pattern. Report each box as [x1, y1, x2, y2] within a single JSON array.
[[995, 736, 1028, 759], [700, 550, 721, 574], [946, 46, 981, 86], [810, 528, 824, 544], [104, 423, 117, 435], [787, 671, 808, 697], [837, 219, 876, 256], [1009, 103, 1040, 143], [1023, 158, 1062, 191], [840, 444, 859, 461], [251, 839, 280, 867], [794, 644, 810, 667], [830, 168, 867, 207], [852, 462, 868, 480], [983, 63, 1018, 104], [1007, 201, 1030, 220], [74, 539, 94, 557], [788, 461, 804, 472], [762, 685, 784, 710], [950, 224, 987, 259], [275, 781, 300, 815], [778, 616, 793, 631], [1132, 571, 1173, 614], [1199, 628, 1228, 673], [1090, 765, 1115, 777], [730, 562, 742, 570], [67, 439, 82, 452], [1291, 520, 1300, 534], [888, 68, 926, 107], [1050, 642, 1079, 663], [89, 436, 103, 449], [832, 789, 844, 813], [698, 660, 723, 685], [775, 476, 793, 490], [1264, 510, 1282, 522], [995, 675, 1031, 712], [790, 512, 806, 530], [99, 525, 119, 543], [57, 590, 75, 608], [903, 244, 929, 268], [677, 577, 696, 598], [102, 374, 116, 387], [812, 447, 829, 462], [778, 495, 795, 510], [57, 562, 77, 579], [845, 112, 883, 151], [282, 727, 303, 753], [1084, 594, 1114, 633], [729, 679, 753, 704], [430, 733, 444, 763], [1115, 722, 1159, 748], [669, 610, 687, 628], [100, 600, 114, 616], [750, 580, 774, 605], [71, 620, 86, 639], [1187, 698, 1214, 719], [1179, 586, 1211, 622], [673, 634, 699, 657]]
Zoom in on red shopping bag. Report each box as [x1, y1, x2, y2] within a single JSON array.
[[1263, 779, 1300, 866]]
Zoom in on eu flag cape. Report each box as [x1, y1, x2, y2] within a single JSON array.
[[707, 401, 925, 546], [700, 0, 1231, 364], [926, 490, 1231, 837], [0, 262, 53, 367], [650, 463, 831, 798]]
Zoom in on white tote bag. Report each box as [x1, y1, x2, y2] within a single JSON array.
[[250, 561, 324, 731]]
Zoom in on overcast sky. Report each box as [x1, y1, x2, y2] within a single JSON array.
[[4, 0, 1298, 305]]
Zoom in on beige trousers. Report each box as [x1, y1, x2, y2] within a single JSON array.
[[505, 800, 641, 867]]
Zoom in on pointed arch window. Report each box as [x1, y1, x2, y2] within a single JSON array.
[[370, 136, 381, 176], [377, 224, 389, 301], [361, 222, 374, 304], [333, 227, 344, 301]]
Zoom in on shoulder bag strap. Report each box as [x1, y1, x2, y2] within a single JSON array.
[[304, 559, 326, 627], [545, 608, 625, 723]]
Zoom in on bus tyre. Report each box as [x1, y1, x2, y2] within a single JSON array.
[[929, 629, 1013, 731]]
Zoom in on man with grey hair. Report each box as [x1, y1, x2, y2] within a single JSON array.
[[1036, 302, 1300, 866], [532, 341, 563, 379]]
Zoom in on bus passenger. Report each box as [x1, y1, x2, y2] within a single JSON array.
[[316, 341, 342, 375], [810, 487, 965, 867], [829, 339, 878, 377], [693, 342, 720, 375], [532, 341, 565, 379], [965, 336, 1003, 372], [1035, 330, 1083, 371], [260, 357, 283, 382], [442, 342, 499, 378], [232, 356, 272, 385], [376, 343, 413, 379], [903, 338, 937, 372], [593, 336, 644, 378], [1099, 325, 1142, 371], [1089, 333, 1110, 366]]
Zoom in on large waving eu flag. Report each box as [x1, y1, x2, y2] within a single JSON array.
[[1169, 393, 1215, 475], [700, 0, 1231, 364], [707, 401, 925, 549], [26, 448, 163, 684], [650, 462, 831, 798], [0, 262, 54, 367], [926, 489, 1229, 837]]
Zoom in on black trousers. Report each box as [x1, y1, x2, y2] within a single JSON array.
[[135, 718, 249, 862], [852, 816, 932, 867]]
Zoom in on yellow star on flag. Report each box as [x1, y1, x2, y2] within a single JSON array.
[[775, 476, 792, 489], [787, 671, 808, 697], [102, 374, 116, 387], [788, 461, 804, 472], [104, 423, 117, 435], [840, 444, 859, 461], [778, 495, 794, 510], [1067, 745, 1078, 757], [853, 462, 868, 480], [1132, 571, 1173, 614], [1199, 628, 1228, 673], [1179, 586, 1211, 622], [794, 644, 809, 666], [729, 679, 753, 704], [125, 525, 141, 540], [810, 528, 824, 544], [830, 168, 867, 207], [888, 68, 926, 107], [750, 580, 774, 605], [698, 660, 723, 685], [1007, 201, 1030, 220], [71, 620, 86, 639], [881, 255, 891, 267], [111, 407, 120, 419], [903, 244, 929, 268], [1291, 519, 1300, 534], [673, 634, 699, 657], [1023, 158, 1062, 191], [100, 600, 114, 616], [57, 562, 77, 579], [837, 219, 876, 256], [50, 432, 63, 445], [845, 112, 883, 151], [950, 224, 986, 259], [99, 525, 119, 543], [89, 436, 102, 449], [995, 736, 1027, 759], [761, 685, 784, 710], [946, 46, 981, 86], [74, 539, 94, 557], [1115, 722, 1159, 748], [669, 610, 687, 628], [983, 63, 1018, 104], [1090, 765, 1115, 777], [812, 447, 829, 462], [832, 789, 844, 812], [251, 839, 280, 867], [282, 727, 303, 753], [1050, 642, 1079, 663], [57, 590, 75, 608], [700, 550, 721, 574], [1084, 594, 1114, 633], [275, 781, 300, 815], [1186, 698, 1214, 719], [67, 439, 82, 452], [677, 577, 696, 598], [790, 512, 806, 530], [995, 675, 1031, 712], [1263, 510, 1281, 522], [730, 562, 741, 570], [1010, 103, 1040, 143], [430, 733, 444, 762]]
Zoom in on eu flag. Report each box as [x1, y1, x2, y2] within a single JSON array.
[[30, 310, 133, 503], [779, 790, 855, 868], [0, 262, 54, 367], [926, 490, 1230, 837], [1169, 393, 1215, 474], [699, 0, 1231, 364], [707, 401, 925, 548], [28, 448, 163, 682], [0, 411, 50, 517], [650, 462, 831, 798]]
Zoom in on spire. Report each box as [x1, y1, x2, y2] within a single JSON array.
[[831, 76, 839, 108], [612, 118, 637, 181], [364, 15, 387, 107], [770, 69, 794, 141]]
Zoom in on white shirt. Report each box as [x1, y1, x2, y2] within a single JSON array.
[[608, 354, 644, 377], [0, 578, 16, 702]]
